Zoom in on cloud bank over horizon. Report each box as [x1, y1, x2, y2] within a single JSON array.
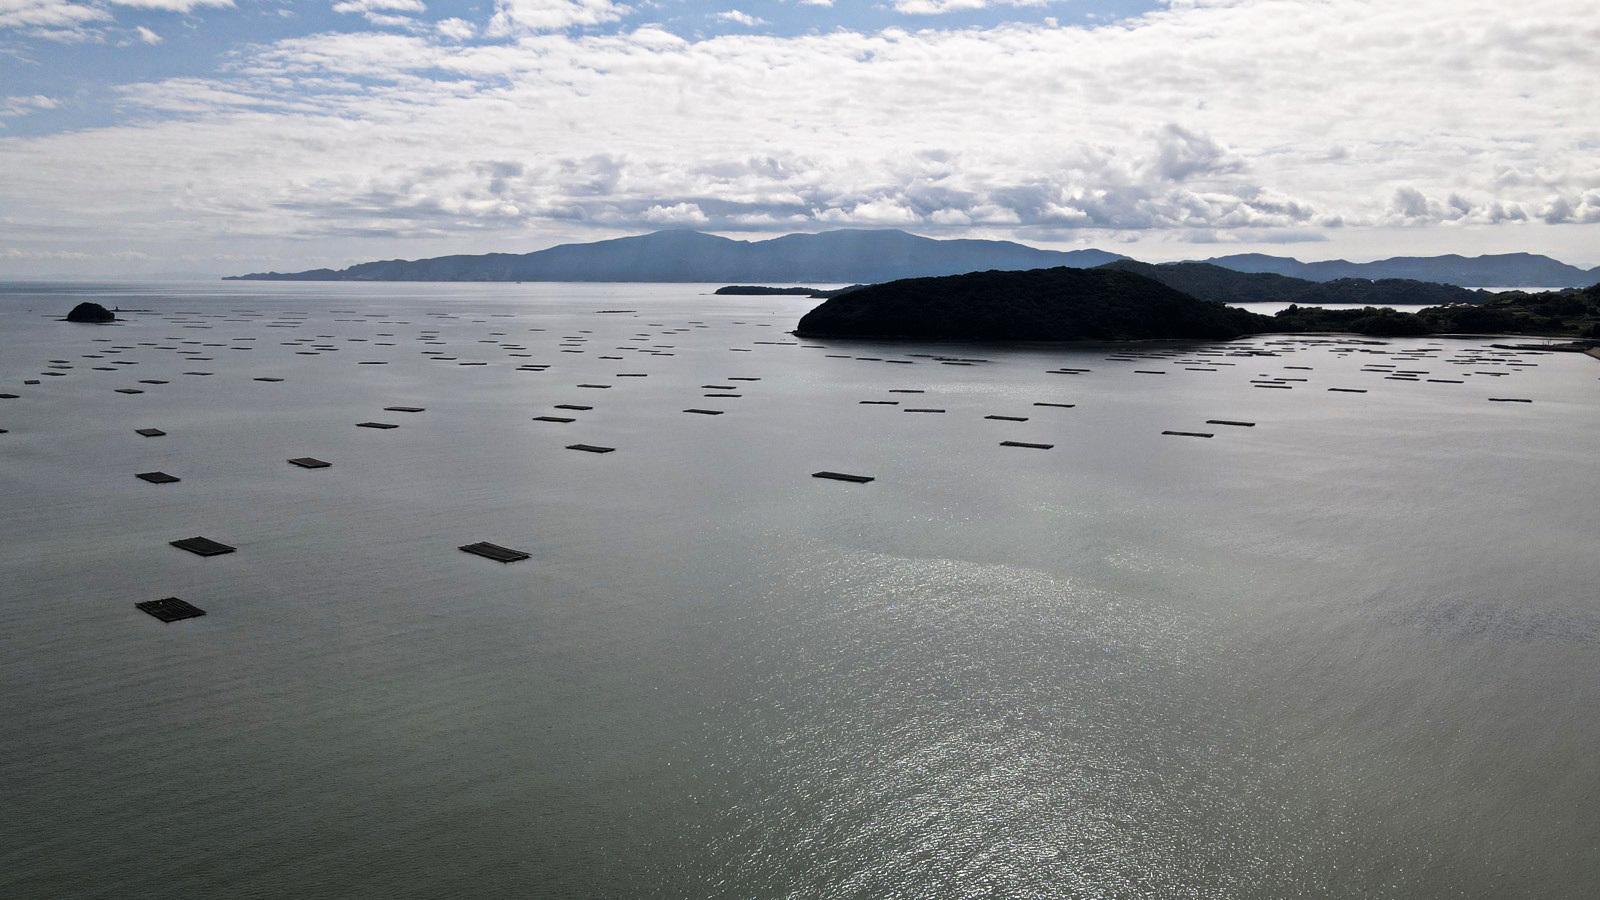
[[1, 0, 1597, 276]]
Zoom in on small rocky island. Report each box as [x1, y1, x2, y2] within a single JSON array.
[[794, 267, 1269, 341], [715, 285, 861, 298], [65, 302, 115, 323]]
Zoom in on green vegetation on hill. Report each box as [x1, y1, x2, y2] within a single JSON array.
[[795, 266, 1270, 341], [1273, 284, 1600, 337], [794, 267, 1600, 343], [1099, 260, 1312, 303]]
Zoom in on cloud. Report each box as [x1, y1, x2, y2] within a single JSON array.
[[1379, 184, 1600, 227], [107, 0, 231, 10], [434, 16, 474, 39], [134, 22, 159, 42], [331, 0, 423, 26], [641, 202, 709, 225], [715, 9, 764, 27], [1, 94, 61, 117], [0, 0, 107, 31], [893, 0, 1048, 14], [0, 0, 230, 41], [1, 0, 1598, 272], [1150, 123, 1243, 182], [485, 0, 629, 34]]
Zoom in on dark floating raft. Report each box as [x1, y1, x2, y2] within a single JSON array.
[[254, 377, 284, 382], [171, 536, 236, 557], [115, 388, 144, 395], [1000, 441, 1053, 450], [135, 428, 166, 437], [813, 471, 874, 484], [1206, 420, 1256, 427], [904, 408, 945, 413], [1328, 388, 1367, 393], [384, 406, 425, 412], [287, 457, 331, 469], [566, 443, 616, 454], [136, 597, 206, 623], [533, 415, 575, 423], [985, 415, 1028, 422], [136, 471, 180, 484], [683, 408, 724, 415], [1034, 402, 1075, 408], [356, 422, 398, 429], [1162, 431, 1214, 438], [1489, 398, 1532, 403], [459, 541, 531, 563]]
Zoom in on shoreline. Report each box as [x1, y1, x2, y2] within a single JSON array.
[[789, 329, 1594, 348]]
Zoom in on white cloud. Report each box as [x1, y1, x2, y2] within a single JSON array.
[[642, 202, 709, 225], [715, 9, 764, 26], [134, 23, 160, 42], [331, 0, 424, 11], [485, 0, 629, 35], [107, 0, 232, 11], [0, 0, 229, 40], [1, 94, 61, 117], [332, 0, 423, 26], [0, 0, 107, 31], [893, 0, 1047, 14], [2, 0, 1599, 272], [434, 16, 474, 39]]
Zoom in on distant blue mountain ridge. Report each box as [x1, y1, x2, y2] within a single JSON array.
[[227, 229, 1600, 289]]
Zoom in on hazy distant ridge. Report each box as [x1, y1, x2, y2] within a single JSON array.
[[1198, 251, 1598, 288], [228, 229, 1600, 288], [227, 229, 1124, 285]]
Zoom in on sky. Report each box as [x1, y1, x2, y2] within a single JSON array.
[[1, 0, 1597, 278]]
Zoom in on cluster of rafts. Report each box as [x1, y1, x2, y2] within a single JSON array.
[[1, 302, 1553, 623]]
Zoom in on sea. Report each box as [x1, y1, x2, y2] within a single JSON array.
[[2, 281, 1597, 899]]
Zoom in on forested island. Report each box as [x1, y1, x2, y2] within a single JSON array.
[[795, 267, 1600, 342], [1274, 284, 1600, 337], [795, 267, 1268, 341]]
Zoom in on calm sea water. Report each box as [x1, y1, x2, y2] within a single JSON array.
[[2, 282, 1598, 899]]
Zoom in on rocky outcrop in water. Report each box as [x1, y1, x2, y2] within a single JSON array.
[[66, 302, 115, 324]]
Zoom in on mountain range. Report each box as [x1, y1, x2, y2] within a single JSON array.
[[228, 229, 1600, 289], [227, 229, 1120, 285], [1099, 261, 1488, 306], [1195, 251, 1596, 288]]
